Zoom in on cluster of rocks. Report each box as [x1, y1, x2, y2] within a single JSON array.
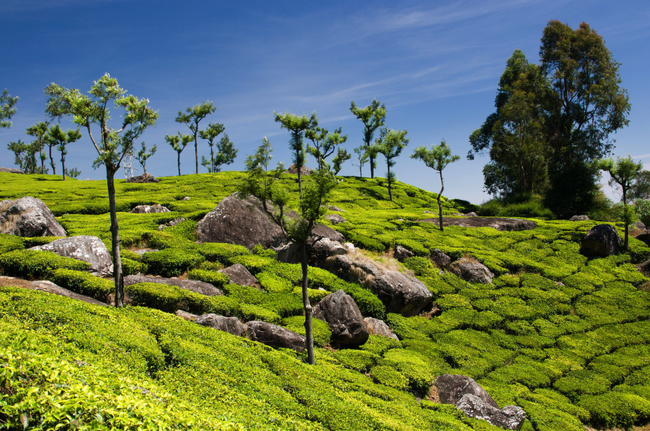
[[130, 204, 170, 214], [432, 374, 526, 430], [125, 172, 159, 183], [1, 197, 67, 237]]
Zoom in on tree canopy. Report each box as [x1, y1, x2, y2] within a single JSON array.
[[374, 127, 408, 202], [176, 101, 216, 174], [0, 89, 18, 128], [350, 99, 386, 179], [274, 111, 318, 197]]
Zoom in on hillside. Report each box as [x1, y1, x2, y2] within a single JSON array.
[[1, 171, 650, 430]]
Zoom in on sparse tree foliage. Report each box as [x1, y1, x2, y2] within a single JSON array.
[[599, 155, 644, 250], [65, 167, 81, 178], [8, 140, 27, 171], [411, 140, 460, 231], [46, 124, 82, 180], [26, 121, 50, 174], [305, 126, 348, 170], [350, 99, 386, 179], [331, 148, 351, 175], [274, 111, 318, 197], [45, 73, 158, 307], [0, 89, 18, 128], [374, 127, 408, 201], [352, 145, 369, 177], [166, 133, 193, 176], [237, 137, 338, 365], [630, 171, 650, 201], [199, 122, 237, 173], [134, 142, 157, 174], [176, 101, 216, 174]]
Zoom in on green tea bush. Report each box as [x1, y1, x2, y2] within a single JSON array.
[[122, 257, 147, 276], [291, 286, 330, 303], [334, 350, 380, 372], [0, 249, 90, 278], [196, 242, 250, 264], [252, 244, 277, 258], [199, 260, 223, 271], [282, 315, 332, 347], [228, 254, 276, 274], [141, 248, 204, 277], [23, 236, 66, 248], [579, 392, 650, 429], [257, 271, 293, 292], [0, 234, 24, 254], [120, 249, 143, 262], [125, 282, 239, 316], [49, 268, 113, 302], [186, 269, 230, 289], [380, 349, 435, 393], [369, 365, 409, 390], [360, 334, 401, 356], [240, 303, 282, 324]]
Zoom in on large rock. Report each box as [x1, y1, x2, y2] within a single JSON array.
[[394, 245, 414, 262], [370, 272, 433, 317], [0, 196, 66, 237], [197, 194, 287, 250], [569, 215, 590, 221], [30, 235, 113, 277], [125, 172, 159, 183], [275, 236, 348, 266], [286, 164, 312, 176], [433, 374, 526, 430], [219, 264, 258, 287], [633, 221, 646, 231], [328, 205, 345, 212], [580, 224, 621, 258], [30, 280, 108, 306], [456, 394, 527, 430], [196, 313, 246, 337], [448, 258, 494, 284], [0, 167, 24, 174], [636, 230, 650, 247], [325, 214, 345, 225], [314, 290, 368, 346], [431, 249, 451, 268], [364, 317, 399, 341], [123, 275, 223, 296], [130, 204, 170, 214], [246, 321, 305, 352], [311, 224, 345, 243]]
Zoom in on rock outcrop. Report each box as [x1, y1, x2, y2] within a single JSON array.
[[0, 167, 24, 174], [175, 310, 199, 321], [275, 235, 348, 266], [636, 230, 650, 247], [433, 374, 526, 430], [125, 172, 159, 183], [123, 275, 223, 296], [313, 290, 369, 346], [130, 204, 170, 214], [30, 280, 108, 306], [580, 224, 621, 258], [394, 245, 414, 262], [286, 164, 312, 176], [431, 249, 451, 268], [197, 194, 286, 250], [196, 313, 246, 337], [370, 271, 433, 317], [219, 264, 258, 287], [325, 214, 345, 225], [569, 215, 590, 221], [30, 235, 113, 277], [245, 321, 305, 352], [448, 258, 494, 284], [418, 216, 536, 231], [0, 196, 66, 237], [364, 317, 399, 341], [328, 205, 345, 212]]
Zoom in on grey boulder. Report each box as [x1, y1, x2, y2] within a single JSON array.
[[0, 167, 24, 174], [448, 258, 494, 284], [31, 235, 113, 276], [364, 317, 399, 341], [325, 214, 346, 225], [196, 313, 246, 337], [569, 215, 590, 221], [636, 230, 650, 247], [130, 204, 170, 214], [431, 249, 452, 268], [394, 245, 414, 262], [580, 224, 621, 258], [0, 196, 66, 237], [123, 275, 223, 296], [370, 271, 433, 317], [245, 321, 305, 352], [313, 290, 368, 346], [197, 194, 286, 250], [30, 280, 108, 306], [219, 263, 258, 287]]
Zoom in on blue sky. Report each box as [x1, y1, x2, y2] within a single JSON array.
[[1, 0, 649, 204]]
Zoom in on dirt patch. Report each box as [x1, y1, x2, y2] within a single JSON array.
[[0, 276, 32, 289], [417, 216, 537, 231]]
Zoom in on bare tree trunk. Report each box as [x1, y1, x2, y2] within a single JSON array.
[[177, 152, 182, 176], [387, 165, 393, 202], [438, 170, 445, 232], [194, 133, 199, 174], [49, 146, 56, 175], [61, 154, 66, 181], [107, 167, 124, 307], [300, 242, 315, 365], [297, 164, 303, 198], [623, 188, 629, 251]]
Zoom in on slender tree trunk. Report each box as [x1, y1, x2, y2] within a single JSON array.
[[194, 132, 199, 174], [387, 165, 393, 201], [177, 152, 182, 176], [61, 153, 66, 181], [300, 241, 315, 365], [623, 188, 629, 251], [49, 146, 56, 175], [211, 145, 215, 173], [107, 167, 124, 307], [369, 145, 375, 179], [40, 146, 45, 174], [438, 170, 445, 232]]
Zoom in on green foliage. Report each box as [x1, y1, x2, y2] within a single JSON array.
[[334, 350, 380, 372], [121, 257, 147, 276], [369, 365, 409, 390], [0, 234, 24, 254], [283, 316, 332, 347], [49, 268, 114, 302], [196, 242, 250, 264], [141, 248, 204, 277], [0, 249, 90, 278], [186, 269, 230, 288]]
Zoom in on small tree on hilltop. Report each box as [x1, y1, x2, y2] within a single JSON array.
[[352, 145, 369, 177], [411, 140, 460, 231], [45, 73, 158, 307], [350, 99, 386, 179], [134, 141, 157, 174], [26, 121, 50, 174], [237, 137, 338, 365], [305, 126, 348, 170], [599, 155, 644, 251], [166, 132, 193, 176], [46, 124, 82, 180], [176, 101, 216, 174], [199, 122, 238, 173], [332, 147, 351, 175], [0, 89, 18, 128], [274, 111, 318, 197], [374, 127, 409, 202]]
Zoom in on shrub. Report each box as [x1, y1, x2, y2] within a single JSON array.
[[0, 249, 90, 278], [239, 303, 282, 324], [141, 248, 204, 277], [380, 349, 435, 393], [369, 365, 409, 390], [252, 244, 276, 258], [360, 335, 401, 356], [199, 261, 224, 271], [23, 236, 66, 248], [334, 350, 380, 372], [291, 286, 330, 303], [228, 255, 276, 274], [120, 249, 143, 262], [0, 234, 24, 254], [257, 271, 293, 293], [122, 257, 147, 276], [49, 268, 114, 302], [186, 269, 230, 289], [282, 316, 332, 347], [579, 392, 650, 429], [196, 242, 250, 264]]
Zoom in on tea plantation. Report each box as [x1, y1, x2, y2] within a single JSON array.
[[1, 171, 650, 430]]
